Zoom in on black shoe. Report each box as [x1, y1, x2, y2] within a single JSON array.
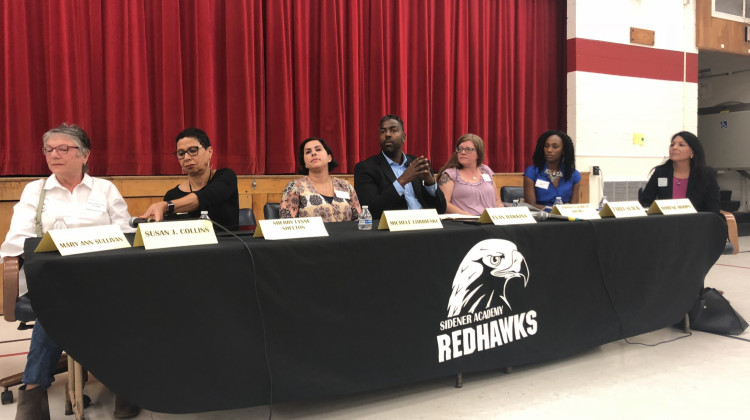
[[114, 395, 141, 419]]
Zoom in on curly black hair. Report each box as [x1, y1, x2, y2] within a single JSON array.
[[532, 130, 576, 181]]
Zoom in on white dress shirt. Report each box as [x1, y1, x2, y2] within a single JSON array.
[[0, 174, 134, 295]]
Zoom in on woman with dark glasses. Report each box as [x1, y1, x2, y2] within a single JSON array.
[[140, 127, 239, 228]]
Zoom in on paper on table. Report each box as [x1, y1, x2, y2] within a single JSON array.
[[438, 214, 480, 221]]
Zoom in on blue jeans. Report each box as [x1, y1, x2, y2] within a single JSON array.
[[22, 321, 63, 389]]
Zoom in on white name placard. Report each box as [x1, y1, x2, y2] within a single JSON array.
[[133, 220, 217, 250], [377, 209, 443, 231], [599, 201, 647, 218], [648, 199, 697, 215], [478, 207, 536, 225], [35, 224, 130, 256], [253, 217, 329, 240], [551, 204, 601, 220]]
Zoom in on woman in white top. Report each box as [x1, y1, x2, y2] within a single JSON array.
[[0, 124, 136, 419]]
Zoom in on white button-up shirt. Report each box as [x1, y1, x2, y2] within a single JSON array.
[[0, 174, 134, 295]]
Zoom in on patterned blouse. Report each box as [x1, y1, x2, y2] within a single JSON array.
[[279, 176, 362, 222]]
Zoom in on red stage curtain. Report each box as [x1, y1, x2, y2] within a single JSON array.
[[0, 0, 563, 176]]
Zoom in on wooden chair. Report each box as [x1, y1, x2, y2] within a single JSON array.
[[1, 256, 87, 419], [721, 211, 740, 255]]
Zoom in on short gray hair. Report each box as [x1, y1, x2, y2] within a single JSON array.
[[43, 123, 92, 174]]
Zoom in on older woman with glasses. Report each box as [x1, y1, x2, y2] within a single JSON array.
[[140, 127, 239, 228], [437, 134, 503, 215], [0, 123, 140, 419]]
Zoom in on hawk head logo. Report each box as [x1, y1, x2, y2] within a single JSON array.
[[447, 239, 530, 317]]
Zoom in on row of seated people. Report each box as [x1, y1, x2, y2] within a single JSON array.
[[0, 117, 722, 419], [263, 115, 720, 222], [274, 116, 588, 222]]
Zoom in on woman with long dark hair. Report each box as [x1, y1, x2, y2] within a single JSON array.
[[639, 131, 720, 213], [523, 130, 581, 210]]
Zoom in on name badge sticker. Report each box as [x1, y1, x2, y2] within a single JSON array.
[[86, 199, 107, 213], [334, 190, 351, 200], [535, 179, 550, 190], [481, 173, 492, 182], [657, 177, 668, 187]]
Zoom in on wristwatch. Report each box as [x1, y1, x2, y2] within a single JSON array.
[[165, 200, 175, 216]]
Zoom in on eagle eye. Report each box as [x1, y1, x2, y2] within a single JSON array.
[[484, 254, 505, 267]]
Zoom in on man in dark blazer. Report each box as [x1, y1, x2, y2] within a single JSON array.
[[354, 114, 447, 219]]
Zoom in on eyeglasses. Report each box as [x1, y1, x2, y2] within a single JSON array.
[[456, 147, 476, 153], [174, 146, 204, 159], [42, 145, 80, 155]]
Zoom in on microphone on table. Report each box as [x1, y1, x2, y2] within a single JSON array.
[[532, 212, 580, 222], [128, 217, 156, 228]]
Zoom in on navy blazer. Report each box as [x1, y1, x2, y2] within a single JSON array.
[[638, 163, 720, 213], [354, 152, 447, 219]]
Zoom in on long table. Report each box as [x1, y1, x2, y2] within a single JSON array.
[[23, 213, 726, 413]]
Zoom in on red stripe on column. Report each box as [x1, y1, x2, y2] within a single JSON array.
[[567, 38, 698, 83]]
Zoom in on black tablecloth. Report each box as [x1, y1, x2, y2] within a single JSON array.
[[23, 213, 727, 413]]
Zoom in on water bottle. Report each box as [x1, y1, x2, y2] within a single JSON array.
[[554, 197, 563, 206], [358, 205, 372, 230], [51, 216, 68, 230], [598, 195, 608, 211], [199, 211, 211, 220]]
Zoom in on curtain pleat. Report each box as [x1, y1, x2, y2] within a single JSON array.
[[0, 0, 564, 176]]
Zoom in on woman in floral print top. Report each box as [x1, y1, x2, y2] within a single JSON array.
[[280, 137, 362, 222]]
